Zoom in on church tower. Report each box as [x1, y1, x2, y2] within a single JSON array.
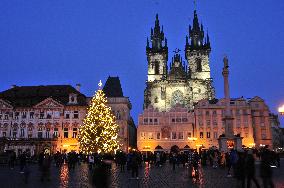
[[185, 10, 215, 100], [146, 14, 168, 82]]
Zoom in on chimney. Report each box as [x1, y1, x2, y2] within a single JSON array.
[[76, 84, 81, 92], [11, 85, 17, 89]]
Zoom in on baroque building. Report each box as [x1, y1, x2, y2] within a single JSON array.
[[138, 10, 273, 153], [103, 76, 137, 152], [144, 12, 215, 112], [0, 78, 136, 156], [0, 85, 87, 156]]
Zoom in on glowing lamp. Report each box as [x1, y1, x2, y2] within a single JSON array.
[[278, 104, 284, 115]]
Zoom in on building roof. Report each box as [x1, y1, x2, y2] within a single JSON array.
[[0, 85, 87, 107], [103, 77, 124, 97]]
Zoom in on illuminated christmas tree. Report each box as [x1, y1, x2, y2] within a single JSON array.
[[79, 81, 119, 154]]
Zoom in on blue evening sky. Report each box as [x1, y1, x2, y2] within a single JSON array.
[[0, 0, 284, 126]]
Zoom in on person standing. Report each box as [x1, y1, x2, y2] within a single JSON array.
[[131, 152, 139, 178], [246, 150, 260, 188], [41, 153, 51, 182]]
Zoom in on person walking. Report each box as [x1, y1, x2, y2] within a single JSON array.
[[260, 148, 275, 188], [246, 150, 260, 188]]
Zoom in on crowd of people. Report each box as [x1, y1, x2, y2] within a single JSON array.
[[1, 147, 281, 188]]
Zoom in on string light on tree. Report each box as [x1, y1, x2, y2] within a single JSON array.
[[78, 80, 119, 154]]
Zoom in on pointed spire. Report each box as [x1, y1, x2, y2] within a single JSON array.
[[155, 14, 159, 26], [186, 36, 189, 46]]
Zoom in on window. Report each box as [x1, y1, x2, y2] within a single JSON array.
[[148, 132, 153, 140], [196, 58, 202, 72], [157, 132, 161, 140], [243, 109, 248, 115], [176, 118, 181, 122], [4, 112, 9, 120], [172, 118, 175, 123], [171, 132, 177, 140], [206, 132, 211, 138], [261, 134, 266, 139], [28, 134, 32, 138], [206, 111, 210, 116], [13, 132, 17, 138], [187, 132, 192, 138], [206, 120, 211, 126], [2, 132, 6, 137], [53, 128, 58, 138], [154, 97, 158, 103], [182, 118, 188, 122], [144, 118, 148, 124], [73, 128, 78, 138], [141, 132, 146, 140], [74, 111, 79, 119], [29, 112, 34, 119], [212, 111, 217, 116], [0, 112, 2, 120], [200, 132, 204, 138], [154, 118, 158, 124], [20, 129, 25, 137], [116, 111, 121, 120], [15, 112, 19, 119], [46, 128, 50, 138], [65, 113, 70, 119], [54, 111, 60, 118], [222, 110, 225, 117], [198, 120, 203, 126], [154, 61, 160, 74], [22, 112, 27, 119], [46, 111, 52, 119], [64, 128, 68, 138], [178, 132, 184, 140], [38, 131, 42, 139], [213, 132, 218, 139], [213, 120, 217, 126], [40, 111, 44, 119]]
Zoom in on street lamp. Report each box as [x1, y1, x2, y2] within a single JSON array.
[[278, 104, 284, 115]]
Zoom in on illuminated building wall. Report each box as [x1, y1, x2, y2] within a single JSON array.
[[137, 97, 273, 152]]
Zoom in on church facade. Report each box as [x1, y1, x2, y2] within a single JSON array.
[[144, 11, 215, 112], [138, 10, 273, 153]]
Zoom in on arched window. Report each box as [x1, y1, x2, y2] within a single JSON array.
[[196, 58, 202, 72], [154, 61, 160, 74], [116, 111, 121, 120]]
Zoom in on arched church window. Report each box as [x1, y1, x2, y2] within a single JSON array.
[[196, 58, 202, 72], [154, 97, 158, 103], [154, 61, 160, 74], [116, 111, 121, 120]]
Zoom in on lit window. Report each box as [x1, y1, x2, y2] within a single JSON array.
[[214, 132, 218, 138], [53, 128, 59, 138], [200, 132, 203, 138], [171, 132, 177, 140], [157, 132, 161, 140], [206, 132, 210, 138], [64, 128, 68, 138], [148, 132, 153, 140], [73, 128, 78, 138], [178, 132, 184, 140]]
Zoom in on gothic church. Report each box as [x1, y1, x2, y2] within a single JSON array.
[[144, 11, 215, 111]]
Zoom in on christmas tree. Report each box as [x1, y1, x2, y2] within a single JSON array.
[[79, 81, 119, 154]]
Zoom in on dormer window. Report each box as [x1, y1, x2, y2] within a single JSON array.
[[69, 93, 78, 104]]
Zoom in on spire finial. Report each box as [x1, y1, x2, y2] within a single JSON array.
[[194, 0, 197, 10], [98, 80, 103, 88]]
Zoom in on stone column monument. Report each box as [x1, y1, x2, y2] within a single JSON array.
[[218, 56, 243, 152]]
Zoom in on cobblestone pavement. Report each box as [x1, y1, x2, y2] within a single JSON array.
[[0, 159, 283, 188]]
